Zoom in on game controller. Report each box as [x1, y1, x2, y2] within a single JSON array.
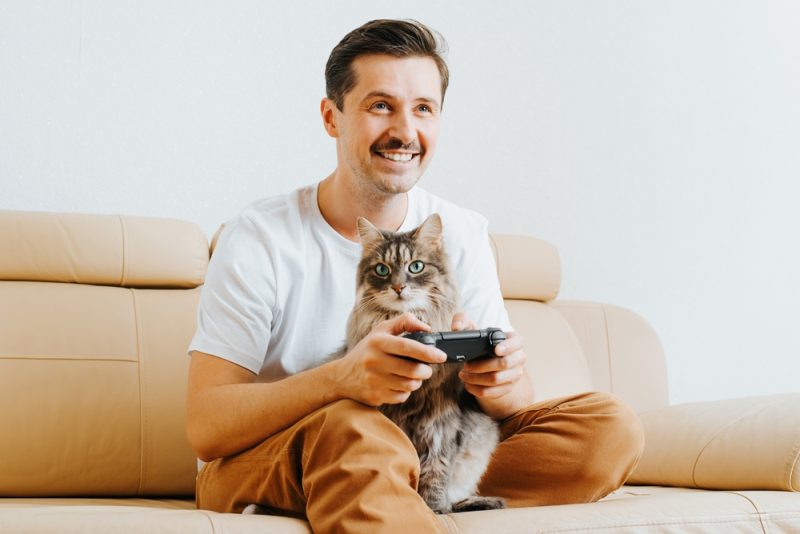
[[402, 328, 507, 363]]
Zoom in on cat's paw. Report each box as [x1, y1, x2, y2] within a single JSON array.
[[451, 496, 506, 512]]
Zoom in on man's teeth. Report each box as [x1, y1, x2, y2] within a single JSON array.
[[379, 152, 415, 162]]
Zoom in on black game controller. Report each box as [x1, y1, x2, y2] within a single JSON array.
[[402, 328, 507, 363]]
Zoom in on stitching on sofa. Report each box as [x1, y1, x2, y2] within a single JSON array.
[[0, 354, 137, 362], [785, 432, 800, 492], [601, 306, 614, 394], [538, 517, 769, 534], [437, 513, 460, 534], [196, 510, 219, 534], [131, 288, 146, 496], [118, 215, 128, 287], [728, 491, 768, 533], [690, 398, 788, 489]]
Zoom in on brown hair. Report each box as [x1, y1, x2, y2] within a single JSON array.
[[325, 19, 450, 111]]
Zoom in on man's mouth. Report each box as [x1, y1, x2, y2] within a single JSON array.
[[372, 139, 422, 164], [375, 151, 418, 163]]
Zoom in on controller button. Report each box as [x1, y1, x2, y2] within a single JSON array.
[[419, 334, 437, 345], [489, 330, 507, 345]]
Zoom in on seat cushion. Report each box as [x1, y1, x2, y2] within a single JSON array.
[[2, 487, 799, 533], [0, 498, 310, 534]]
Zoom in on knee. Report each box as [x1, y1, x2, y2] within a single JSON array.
[[311, 400, 418, 459], [574, 393, 645, 497]]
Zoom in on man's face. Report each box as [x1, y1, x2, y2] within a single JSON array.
[[325, 54, 442, 197]]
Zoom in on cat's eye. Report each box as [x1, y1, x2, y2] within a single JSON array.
[[374, 263, 391, 277], [408, 260, 425, 274]]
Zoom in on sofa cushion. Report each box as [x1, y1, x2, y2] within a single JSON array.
[[3, 487, 800, 533], [549, 300, 669, 413], [505, 300, 594, 402], [0, 282, 199, 497], [489, 234, 560, 302], [0, 210, 208, 289], [629, 394, 800, 491]]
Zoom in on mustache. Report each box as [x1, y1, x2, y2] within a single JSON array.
[[371, 137, 422, 154]]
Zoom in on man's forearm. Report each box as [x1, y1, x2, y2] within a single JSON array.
[[188, 359, 345, 462]]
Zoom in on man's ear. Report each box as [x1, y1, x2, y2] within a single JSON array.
[[320, 98, 339, 138]]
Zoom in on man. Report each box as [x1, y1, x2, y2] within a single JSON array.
[[187, 19, 644, 533]]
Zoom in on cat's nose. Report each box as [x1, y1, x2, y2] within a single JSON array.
[[392, 284, 406, 295]]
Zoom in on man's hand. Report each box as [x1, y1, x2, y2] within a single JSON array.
[[459, 331, 525, 397], [451, 313, 533, 420], [331, 313, 447, 407]]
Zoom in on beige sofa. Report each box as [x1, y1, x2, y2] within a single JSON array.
[[0, 209, 798, 533]]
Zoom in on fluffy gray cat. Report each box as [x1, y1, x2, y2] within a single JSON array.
[[345, 213, 506, 514]]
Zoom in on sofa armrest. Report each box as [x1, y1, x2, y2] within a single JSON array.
[[628, 393, 800, 491]]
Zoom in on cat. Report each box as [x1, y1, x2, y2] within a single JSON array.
[[345, 213, 506, 514]]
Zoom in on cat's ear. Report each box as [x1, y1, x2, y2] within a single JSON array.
[[414, 213, 443, 246], [357, 217, 384, 248]]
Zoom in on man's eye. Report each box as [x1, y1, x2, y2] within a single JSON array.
[[418, 104, 431, 113], [371, 102, 389, 111]]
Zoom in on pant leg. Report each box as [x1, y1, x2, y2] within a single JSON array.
[[196, 399, 443, 534], [477, 391, 645, 507]]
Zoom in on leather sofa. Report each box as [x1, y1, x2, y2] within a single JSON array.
[[1, 209, 798, 533]]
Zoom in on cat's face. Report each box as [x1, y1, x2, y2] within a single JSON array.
[[355, 214, 449, 314]]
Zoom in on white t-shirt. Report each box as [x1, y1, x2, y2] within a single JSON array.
[[189, 183, 512, 380]]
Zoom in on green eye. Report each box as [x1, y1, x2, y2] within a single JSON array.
[[408, 260, 425, 274], [374, 263, 391, 277]]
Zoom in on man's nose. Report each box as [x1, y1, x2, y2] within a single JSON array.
[[388, 110, 416, 145]]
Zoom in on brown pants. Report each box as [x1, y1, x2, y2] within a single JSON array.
[[196, 392, 644, 533]]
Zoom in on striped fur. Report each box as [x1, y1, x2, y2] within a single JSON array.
[[345, 214, 505, 513]]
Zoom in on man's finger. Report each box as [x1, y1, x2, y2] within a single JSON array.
[[376, 312, 432, 336], [375, 333, 447, 364], [464, 349, 525, 374], [494, 331, 523, 356], [451, 312, 477, 331]]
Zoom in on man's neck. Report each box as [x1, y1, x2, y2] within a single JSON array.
[[317, 172, 409, 242]]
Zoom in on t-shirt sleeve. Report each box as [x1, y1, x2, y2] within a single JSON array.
[[188, 215, 275, 374], [448, 214, 514, 333]]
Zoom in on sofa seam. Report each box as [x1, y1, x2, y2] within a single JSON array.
[[437, 513, 460, 534], [130, 288, 146, 496], [0, 354, 137, 362], [728, 491, 768, 534], [536, 515, 772, 534], [785, 431, 800, 492], [118, 215, 129, 287], [601, 306, 615, 394], [690, 398, 789, 488], [196, 509, 219, 534]]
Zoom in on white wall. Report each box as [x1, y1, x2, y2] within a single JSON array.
[[2, 1, 799, 405]]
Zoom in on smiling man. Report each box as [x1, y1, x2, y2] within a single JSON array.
[[318, 53, 442, 241], [186, 19, 644, 533]]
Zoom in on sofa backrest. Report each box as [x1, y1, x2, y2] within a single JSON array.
[[489, 234, 669, 413], [0, 211, 205, 497], [0, 210, 667, 498]]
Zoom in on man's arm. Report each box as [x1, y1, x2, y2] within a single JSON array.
[[187, 351, 341, 462], [186, 313, 447, 462]]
